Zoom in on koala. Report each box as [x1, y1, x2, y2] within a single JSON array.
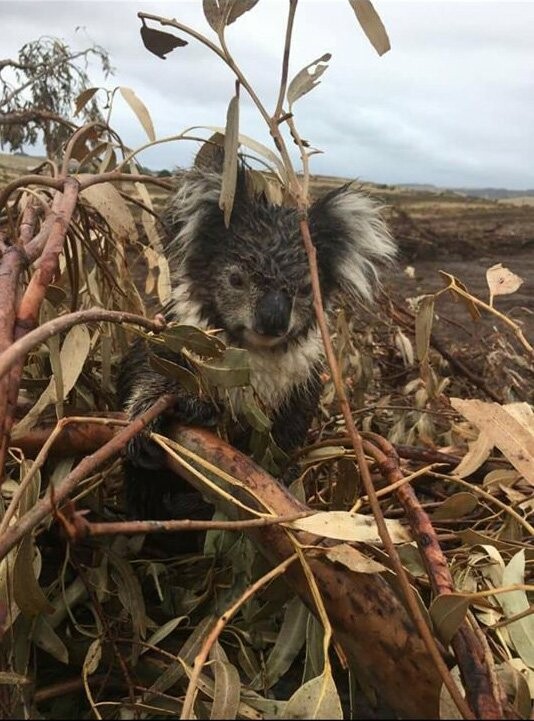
[[117, 165, 395, 524]]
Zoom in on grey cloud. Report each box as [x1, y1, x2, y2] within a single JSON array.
[[2, 0, 533, 188]]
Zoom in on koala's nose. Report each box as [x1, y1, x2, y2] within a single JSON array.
[[254, 290, 291, 337]]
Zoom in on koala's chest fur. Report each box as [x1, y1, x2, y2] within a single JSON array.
[[239, 330, 323, 412]]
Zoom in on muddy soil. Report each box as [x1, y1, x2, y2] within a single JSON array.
[[386, 202, 534, 345]]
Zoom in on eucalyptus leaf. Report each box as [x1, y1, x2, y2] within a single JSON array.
[[287, 53, 332, 109], [220, 91, 240, 227]]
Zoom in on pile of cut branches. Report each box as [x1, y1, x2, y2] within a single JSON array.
[[0, 2, 533, 720]]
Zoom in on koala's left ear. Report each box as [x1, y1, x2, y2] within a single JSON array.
[[308, 184, 396, 302]]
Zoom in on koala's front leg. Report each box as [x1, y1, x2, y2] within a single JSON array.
[[270, 365, 323, 484], [117, 338, 218, 471]]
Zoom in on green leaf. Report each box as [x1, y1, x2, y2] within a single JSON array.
[[430, 593, 470, 645], [13, 537, 53, 617], [210, 644, 241, 720], [32, 617, 69, 664], [432, 493, 478, 520], [241, 387, 272, 433], [499, 550, 534, 668], [162, 325, 225, 358], [284, 669, 343, 719], [109, 552, 147, 642], [259, 598, 308, 689], [201, 347, 250, 389], [149, 353, 200, 394]]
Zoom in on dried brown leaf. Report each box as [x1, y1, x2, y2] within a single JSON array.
[[287, 53, 332, 109], [220, 91, 240, 227], [486, 263, 524, 304], [140, 24, 188, 59], [348, 0, 391, 56], [120, 86, 156, 142], [451, 398, 534, 485]]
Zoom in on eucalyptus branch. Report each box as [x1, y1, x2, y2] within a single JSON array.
[[286, 115, 310, 201], [274, 0, 298, 119], [443, 283, 533, 357], [64, 512, 311, 540], [137, 11, 301, 196], [0, 175, 63, 210], [0, 308, 166, 381], [0, 395, 177, 564]]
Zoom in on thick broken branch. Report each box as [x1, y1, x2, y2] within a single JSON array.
[[163, 424, 443, 719]]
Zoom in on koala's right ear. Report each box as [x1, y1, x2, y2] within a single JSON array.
[[308, 184, 396, 302]]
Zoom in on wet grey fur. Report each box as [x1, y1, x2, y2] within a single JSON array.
[[117, 166, 395, 523]]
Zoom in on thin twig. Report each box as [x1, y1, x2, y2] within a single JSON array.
[[64, 511, 312, 540], [180, 553, 298, 719], [273, 0, 298, 118], [0, 308, 165, 381]]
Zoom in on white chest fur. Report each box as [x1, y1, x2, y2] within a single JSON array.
[[246, 330, 323, 411]]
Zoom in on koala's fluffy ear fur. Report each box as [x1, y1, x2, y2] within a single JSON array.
[[309, 184, 396, 302]]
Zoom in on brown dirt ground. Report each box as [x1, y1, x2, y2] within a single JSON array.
[[384, 197, 534, 345]]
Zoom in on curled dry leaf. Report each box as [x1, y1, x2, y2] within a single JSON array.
[[486, 263, 524, 305], [395, 329, 414, 367], [439, 271, 481, 321], [203, 0, 260, 32], [287, 53, 332, 109], [140, 23, 188, 59], [74, 87, 99, 116], [81, 181, 138, 241], [325, 544, 387, 574], [415, 295, 435, 363], [453, 431, 494, 478]]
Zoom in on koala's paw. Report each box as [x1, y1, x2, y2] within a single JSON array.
[[125, 397, 219, 470], [126, 417, 167, 470], [172, 396, 220, 428]]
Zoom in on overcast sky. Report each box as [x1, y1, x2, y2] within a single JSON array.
[[2, 0, 534, 188]]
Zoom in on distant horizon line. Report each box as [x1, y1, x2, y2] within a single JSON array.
[[3, 149, 532, 194]]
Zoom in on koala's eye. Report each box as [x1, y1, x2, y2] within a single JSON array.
[[297, 282, 312, 298], [229, 271, 245, 289]]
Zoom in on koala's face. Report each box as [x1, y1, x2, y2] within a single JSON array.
[[214, 257, 314, 350]]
